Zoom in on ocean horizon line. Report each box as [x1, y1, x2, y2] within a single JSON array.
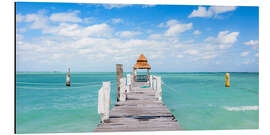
[[16, 71, 259, 73]]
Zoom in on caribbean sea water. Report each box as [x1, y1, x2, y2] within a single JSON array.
[[16, 72, 258, 133]]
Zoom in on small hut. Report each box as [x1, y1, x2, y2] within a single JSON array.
[[133, 54, 151, 82]]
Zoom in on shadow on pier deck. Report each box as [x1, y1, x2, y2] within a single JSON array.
[[94, 82, 183, 132]]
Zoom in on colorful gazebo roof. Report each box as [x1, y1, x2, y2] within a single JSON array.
[[133, 54, 151, 69]]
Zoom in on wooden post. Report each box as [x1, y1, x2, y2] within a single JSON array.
[[116, 64, 123, 102], [98, 81, 111, 122], [119, 77, 127, 101], [66, 68, 71, 86]]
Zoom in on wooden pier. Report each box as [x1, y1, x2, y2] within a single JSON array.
[[94, 54, 183, 132], [94, 81, 183, 132]]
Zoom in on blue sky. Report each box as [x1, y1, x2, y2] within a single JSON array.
[[16, 2, 259, 72]]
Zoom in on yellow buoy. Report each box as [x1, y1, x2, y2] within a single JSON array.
[[225, 73, 230, 87]]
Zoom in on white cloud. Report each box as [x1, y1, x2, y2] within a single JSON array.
[[16, 34, 24, 40], [205, 30, 239, 49], [243, 40, 259, 46], [50, 11, 82, 23], [16, 14, 24, 22], [112, 18, 123, 24], [217, 31, 239, 44], [189, 7, 212, 18], [102, 4, 131, 9], [148, 34, 162, 39], [57, 23, 81, 37], [210, 6, 237, 14], [240, 51, 250, 57], [176, 54, 184, 58], [201, 55, 217, 59], [193, 30, 201, 35], [184, 49, 199, 55], [117, 31, 141, 38], [25, 10, 49, 29], [83, 23, 113, 37], [164, 20, 192, 37], [189, 6, 237, 18], [142, 4, 156, 8], [43, 23, 113, 38]]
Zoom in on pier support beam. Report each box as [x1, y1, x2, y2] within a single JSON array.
[[116, 64, 123, 102]]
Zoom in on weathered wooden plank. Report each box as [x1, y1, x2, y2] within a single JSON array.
[[94, 81, 183, 132]]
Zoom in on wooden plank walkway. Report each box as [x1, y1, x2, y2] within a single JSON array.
[[94, 82, 183, 132]]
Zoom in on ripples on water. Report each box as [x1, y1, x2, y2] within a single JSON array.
[[16, 72, 258, 133]]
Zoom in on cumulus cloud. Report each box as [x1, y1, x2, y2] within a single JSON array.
[[16, 9, 249, 71], [205, 30, 239, 49], [25, 10, 49, 29], [16, 14, 25, 22], [176, 54, 184, 58], [193, 30, 201, 35], [240, 51, 249, 57], [112, 18, 123, 24], [43, 23, 113, 38], [164, 20, 192, 37], [189, 6, 237, 18], [184, 49, 199, 55], [50, 11, 82, 23], [148, 34, 162, 39], [117, 31, 141, 38], [102, 4, 131, 9], [243, 40, 259, 46]]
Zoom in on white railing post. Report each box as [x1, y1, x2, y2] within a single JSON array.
[[120, 77, 127, 101], [153, 76, 157, 91], [98, 81, 111, 122], [150, 75, 153, 87], [155, 76, 162, 101], [127, 74, 131, 93]]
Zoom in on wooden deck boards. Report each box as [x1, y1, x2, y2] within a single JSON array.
[[94, 82, 183, 132]]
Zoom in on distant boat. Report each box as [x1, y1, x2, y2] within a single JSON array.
[[66, 68, 70, 86]]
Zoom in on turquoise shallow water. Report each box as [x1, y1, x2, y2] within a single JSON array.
[[16, 72, 258, 133]]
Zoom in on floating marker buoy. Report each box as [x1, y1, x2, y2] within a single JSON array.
[[66, 68, 71, 86], [225, 73, 230, 87]]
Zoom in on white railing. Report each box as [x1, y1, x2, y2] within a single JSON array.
[[150, 75, 153, 87], [152, 76, 162, 101], [119, 77, 127, 101], [127, 74, 132, 93], [98, 81, 111, 122]]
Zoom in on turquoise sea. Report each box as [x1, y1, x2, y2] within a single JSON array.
[[16, 72, 259, 133]]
